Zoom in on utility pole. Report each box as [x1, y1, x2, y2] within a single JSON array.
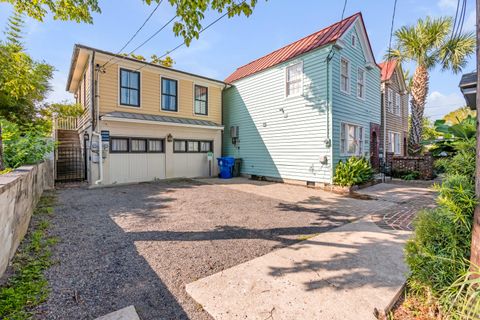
[[471, 0, 480, 270]]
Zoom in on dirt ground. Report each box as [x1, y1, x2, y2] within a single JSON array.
[[34, 178, 429, 319]]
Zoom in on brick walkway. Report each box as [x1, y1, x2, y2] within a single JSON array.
[[358, 182, 437, 231]]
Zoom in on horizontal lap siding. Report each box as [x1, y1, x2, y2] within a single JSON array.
[[331, 27, 381, 166], [95, 58, 222, 125], [223, 46, 333, 183]]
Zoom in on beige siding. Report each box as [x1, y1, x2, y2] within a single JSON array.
[[380, 68, 409, 155], [95, 58, 222, 125]]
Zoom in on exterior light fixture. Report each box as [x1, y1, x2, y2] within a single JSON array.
[[167, 133, 173, 142], [83, 132, 90, 141]]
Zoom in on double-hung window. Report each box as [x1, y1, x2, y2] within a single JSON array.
[[120, 68, 140, 107], [394, 93, 401, 115], [387, 88, 393, 112], [389, 131, 401, 154], [340, 58, 350, 93], [286, 62, 303, 97], [194, 85, 208, 115], [340, 123, 364, 156], [357, 68, 365, 99], [161, 78, 178, 111]]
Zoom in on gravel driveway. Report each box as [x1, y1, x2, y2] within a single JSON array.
[[35, 179, 377, 320]]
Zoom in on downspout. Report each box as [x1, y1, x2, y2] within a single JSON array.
[[325, 45, 336, 183], [92, 62, 103, 185], [383, 83, 387, 159]]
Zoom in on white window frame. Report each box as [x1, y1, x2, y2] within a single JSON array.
[[285, 61, 303, 98], [357, 67, 366, 100], [394, 92, 401, 116], [387, 88, 393, 113], [340, 57, 350, 94], [388, 131, 401, 155], [340, 122, 365, 156]]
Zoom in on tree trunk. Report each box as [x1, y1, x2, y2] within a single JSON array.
[[470, 0, 480, 273], [408, 65, 429, 155], [0, 123, 4, 171]]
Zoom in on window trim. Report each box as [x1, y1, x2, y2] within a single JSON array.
[[388, 131, 401, 155], [161, 77, 179, 112], [285, 61, 304, 98], [340, 57, 350, 94], [394, 92, 401, 116], [110, 136, 165, 154], [193, 84, 209, 116], [340, 122, 365, 156], [173, 139, 213, 153], [357, 67, 366, 100], [386, 87, 393, 113], [119, 68, 141, 107]]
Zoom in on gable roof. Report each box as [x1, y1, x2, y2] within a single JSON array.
[[378, 59, 397, 81], [225, 12, 374, 83]]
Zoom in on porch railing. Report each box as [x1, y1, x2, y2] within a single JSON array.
[[55, 116, 78, 131]]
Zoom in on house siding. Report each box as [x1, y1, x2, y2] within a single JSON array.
[[95, 57, 223, 125], [331, 27, 381, 166], [223, 46, 333, 183], [380, 67, 409, 156]]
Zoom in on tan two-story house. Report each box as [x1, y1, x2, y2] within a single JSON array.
[[378, 59, 409, 158], [66, 44, 226, 185]]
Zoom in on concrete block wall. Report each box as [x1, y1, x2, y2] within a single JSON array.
[[0, 161, 54, 277]]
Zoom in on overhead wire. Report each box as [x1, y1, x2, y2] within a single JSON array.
[[102, 0, 164, 68]]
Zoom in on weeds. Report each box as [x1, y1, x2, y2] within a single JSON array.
[[0, 192, 57, 319]]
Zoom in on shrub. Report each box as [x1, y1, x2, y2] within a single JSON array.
[[333, 157, 373, 187], [1, 119, 54, 169], [405, 208, 470, 294], [434, 174, 477, 229]]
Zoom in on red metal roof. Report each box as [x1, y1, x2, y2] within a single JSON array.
[[225, 12, 362, 83], [378, 59, 397, 81]]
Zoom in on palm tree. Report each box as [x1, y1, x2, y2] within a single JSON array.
[[389, 16, 475, 155]]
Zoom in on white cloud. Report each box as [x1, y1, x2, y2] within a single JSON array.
[[424, 91, 465, 119], [438, 0, 457, 11]]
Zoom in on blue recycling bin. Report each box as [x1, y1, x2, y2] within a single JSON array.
[[217, 157, 235, 179]]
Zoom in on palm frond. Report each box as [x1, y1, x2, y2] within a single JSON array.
[[439, 32, 476, 74]]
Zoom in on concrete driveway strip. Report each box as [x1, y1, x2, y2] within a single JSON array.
[[186, 216, 410, 320]]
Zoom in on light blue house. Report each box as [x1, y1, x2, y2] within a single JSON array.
[[223, 12, 381, 185]]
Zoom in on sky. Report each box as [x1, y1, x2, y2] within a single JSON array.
[[0, 0, 476, 120]]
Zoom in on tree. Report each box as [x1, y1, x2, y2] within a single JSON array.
[[389, 16, 475, 155], [1, 0, 259, 46], [151, 54, 174, 67], [0, 12, 54, 125], [443, 106, 476, 124]]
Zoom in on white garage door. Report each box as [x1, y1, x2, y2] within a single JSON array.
[[109, 153, 166, 184], [172, 153, 211, 178]]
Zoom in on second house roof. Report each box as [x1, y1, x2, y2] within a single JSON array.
[[225, 12, 372, 83]]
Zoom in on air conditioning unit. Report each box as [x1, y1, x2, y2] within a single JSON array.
[[230, 126, 239, 145], [230, 126, 239, 138]]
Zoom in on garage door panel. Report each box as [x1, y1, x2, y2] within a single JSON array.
[[110, 154, 165, 184], [173, 153, 211, 178]]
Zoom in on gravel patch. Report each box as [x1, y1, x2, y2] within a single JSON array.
[[34, 179, 365, 320]]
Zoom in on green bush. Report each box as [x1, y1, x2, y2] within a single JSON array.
[[405, 208, 470, 294], [434, 174, 477, 229], [333, 157, 373, 187], [1, 119, 54, 169]]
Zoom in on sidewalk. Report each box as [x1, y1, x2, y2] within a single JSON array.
[[186, 216, 410, 320]]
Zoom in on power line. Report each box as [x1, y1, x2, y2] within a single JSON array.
[[134, 7, 234, 71], [102, 0, 164, 68], [386, 0, 398, 65]]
